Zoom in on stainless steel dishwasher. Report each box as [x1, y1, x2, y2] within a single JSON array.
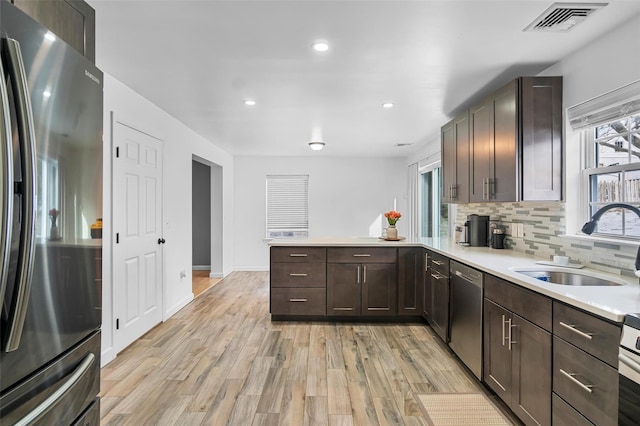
[[449, 260, 483, 379]]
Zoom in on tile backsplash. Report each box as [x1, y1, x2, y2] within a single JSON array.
[[456, 202, 638, 278]]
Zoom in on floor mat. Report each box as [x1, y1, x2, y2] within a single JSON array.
[[413, 393, 514, 426]]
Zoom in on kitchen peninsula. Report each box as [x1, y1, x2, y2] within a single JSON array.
[[270, 237, 640, 322]]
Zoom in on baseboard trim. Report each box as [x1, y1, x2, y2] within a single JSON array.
[[192, 265, 211, 271], [209, 272, 224, 278], [101, 346, 116, 367], [164, 294, 193, 320]]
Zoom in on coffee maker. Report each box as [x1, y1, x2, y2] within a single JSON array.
[[467, 214, 489, 247]]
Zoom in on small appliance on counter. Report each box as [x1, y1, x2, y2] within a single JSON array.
[[467, 214, 489, 246], [455, 221, 470, 245]]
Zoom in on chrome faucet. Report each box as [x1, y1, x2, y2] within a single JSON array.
[[581, 203, 640, 277]]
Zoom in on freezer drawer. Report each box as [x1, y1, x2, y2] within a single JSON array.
[[0, 330, 101, 425]]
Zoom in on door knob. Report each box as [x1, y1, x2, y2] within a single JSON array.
[[158, 238, 166, 244]]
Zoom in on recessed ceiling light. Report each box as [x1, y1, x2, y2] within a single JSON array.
[[308, 141, 325, 151], [244, 99, 256, 106], [43, 90, 51, 98], [382, 102, 395, 109], [312, 41, 329, 52], [44, 32, 56, 42]]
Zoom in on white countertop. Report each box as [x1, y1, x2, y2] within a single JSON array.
[[270, 237, 640, 322]]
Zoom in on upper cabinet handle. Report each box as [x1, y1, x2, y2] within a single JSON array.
[[559, 321, 593, 340], [289, 253, 308, 257], [353, 254, 371, 257]]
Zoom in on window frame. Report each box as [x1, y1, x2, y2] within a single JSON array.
[[581, 113, 640, 240], [265, 174, 309, 239]]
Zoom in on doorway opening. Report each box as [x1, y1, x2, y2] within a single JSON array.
[[191, 157, 223, 297]]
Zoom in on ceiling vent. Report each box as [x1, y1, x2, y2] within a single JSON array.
[[524, 2, 607, 32]]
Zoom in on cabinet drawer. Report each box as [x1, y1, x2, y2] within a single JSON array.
[[485, 274, 552, 331], [271, 288, 326, 316], [553, 337, 618, 426], [553, 302, 620, 367], [430, 252, 449, 275], [327, 247, 396, 263], [552, 393, 594, 426], [271, 263, 326, 288], [270, 247, 326, 263]]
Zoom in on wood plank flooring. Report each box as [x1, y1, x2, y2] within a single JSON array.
[[100, 271, 512, 425], [192, 270, 221, 298]]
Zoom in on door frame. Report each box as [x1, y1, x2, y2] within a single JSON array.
[[109, 112, 165, 355]]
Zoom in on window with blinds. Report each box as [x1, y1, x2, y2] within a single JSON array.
[[266, 175, 309, 239]]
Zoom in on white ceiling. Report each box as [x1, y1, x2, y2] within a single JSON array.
[[88, 0, 640, 158]]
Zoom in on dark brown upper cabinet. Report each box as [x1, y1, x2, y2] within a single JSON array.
[[13, 0, 96, 63], [443, 76, 563, 203]]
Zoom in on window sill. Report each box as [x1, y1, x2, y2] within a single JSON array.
[[559, 233, 640, 248]]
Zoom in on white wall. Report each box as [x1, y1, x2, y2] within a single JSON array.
[[101, 75, 234, 365], [540, 13, 640, 235], [234, 156, 408, 270]]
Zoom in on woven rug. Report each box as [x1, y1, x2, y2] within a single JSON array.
[[414, 393, 514, 426]]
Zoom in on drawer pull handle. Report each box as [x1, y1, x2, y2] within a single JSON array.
[[432, 260, 445, 266], [289, 298, 308, 302], [559, 369, 593, 393], [289, 273, 308, 277], [559, 322, 593, 340], [352, 254, 371, 257], [431, 273, 446, 280], [289, 254, 308, 257], [334, 308, 354, 311]]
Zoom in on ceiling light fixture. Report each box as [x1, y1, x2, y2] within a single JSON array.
[[308, 141, 325, 151], [382, 102, 395, 109], [312, 41, 329, 52], [44, 32, 56, 42], [244, 99, 256, 106]]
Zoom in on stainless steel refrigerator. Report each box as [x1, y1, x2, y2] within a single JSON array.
[[1, 1, 102, 424]]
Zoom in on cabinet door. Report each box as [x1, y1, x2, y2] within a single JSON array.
[[511, 314, 552, 426], [13, 0, 96, 62], [327, 263, 361, 316], [454, 111, 470, 203], [398, 247, 423, 315], [490, 80, 518, 202], [521, 77, 563, 201], [430, 270, 449, 341], [470, 99, 492, 202], [362, 263, 397, 316], [441, 120, 456, 203], [422, 252, 432, 320], [483, 299, 512, 404]]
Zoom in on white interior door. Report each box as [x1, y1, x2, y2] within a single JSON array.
[[113, 120, 163, 353]]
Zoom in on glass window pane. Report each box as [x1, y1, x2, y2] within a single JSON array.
[[593, 208, 623, 236], [597, 135, 632, 166], [625, 212, 640, 238], [590, 172, 621, 203], [631, 117, 640, 132], [625, 170, 640, 203], [596, 119, 629, 139], [632, 132, 640, 159]]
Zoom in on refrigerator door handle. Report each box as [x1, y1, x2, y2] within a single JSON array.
[[1, 38, 37, 352], [0, 49, 14, 312], [14, 353, 96, 426]]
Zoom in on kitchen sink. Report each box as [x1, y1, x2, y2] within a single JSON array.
[[509, 267, 626, 286]]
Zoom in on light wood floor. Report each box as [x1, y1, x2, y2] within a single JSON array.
[[100, 271, 513, 425], [193, 270, 221, 298]]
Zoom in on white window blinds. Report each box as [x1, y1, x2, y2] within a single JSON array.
[[568, 79, 640, 130], [266, 175, 309, 238]]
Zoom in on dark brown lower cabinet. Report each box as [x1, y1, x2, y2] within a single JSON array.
[[484, 299, 552, 426], [327, 263, 397, 316], [398, 247, 424, 315]]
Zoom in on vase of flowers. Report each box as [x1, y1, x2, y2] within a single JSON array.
[[49, 208, 60, 240], [384, 210, 401, 239]]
